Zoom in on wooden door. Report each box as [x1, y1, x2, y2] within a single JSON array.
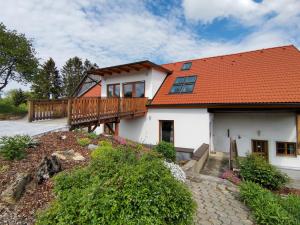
[[252, 139, 268, 160]]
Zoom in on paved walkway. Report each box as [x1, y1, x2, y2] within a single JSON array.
[[0, 117, 68, 137], [187, 174, 254, 225]]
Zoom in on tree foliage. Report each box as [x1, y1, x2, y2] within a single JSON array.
[[61, 57, 97, 97], [0, 23, 38, 91], [31, 58, 62, 99]]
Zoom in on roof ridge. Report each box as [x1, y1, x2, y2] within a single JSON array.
[[161, 44, 296, 66]]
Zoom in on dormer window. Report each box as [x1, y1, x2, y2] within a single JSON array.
[[181, 62, 192, 70], [170, 75, 196, 94]]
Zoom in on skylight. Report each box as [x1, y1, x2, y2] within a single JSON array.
[[170, 75, 196, 94], [181, 62, 192, 70]]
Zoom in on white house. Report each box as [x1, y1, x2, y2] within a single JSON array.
[[80, 45, 300, 177]]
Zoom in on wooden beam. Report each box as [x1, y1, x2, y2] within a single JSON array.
[[114, 122, 120, 137], [28, 100, 34, 122]]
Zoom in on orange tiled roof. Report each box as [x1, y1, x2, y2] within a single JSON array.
[[151, 45, 300, 105]]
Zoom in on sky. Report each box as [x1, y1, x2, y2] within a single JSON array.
[[1, 0, 300, 92]]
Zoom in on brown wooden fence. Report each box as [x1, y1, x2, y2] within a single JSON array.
[[28, 99, 68, 122]]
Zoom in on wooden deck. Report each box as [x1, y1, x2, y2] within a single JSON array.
[[68, 97, 148, 129]]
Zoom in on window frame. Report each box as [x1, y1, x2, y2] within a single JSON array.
[[122, 81, 145, 98], [107, 83, 120, 98], [169, 75, 197, 94], [159, 120, 174, 144], [276, 141, 297, 157], [181, 62, 192, 71]]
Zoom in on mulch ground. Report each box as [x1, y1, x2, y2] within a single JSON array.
[[0, 131, 123, 225]]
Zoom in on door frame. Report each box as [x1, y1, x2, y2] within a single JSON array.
[[251, 139, 269, 160], [159, 120, 174, 144]]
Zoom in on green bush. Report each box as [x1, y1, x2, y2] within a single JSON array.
[[36, 146, 196, 225], [240, 181, 298, 225], [154, 141, 176, 162], [76, 138, 91, 147], [98, 140, 112, 147], [0, 135, 33, 160], [87, 132, 98, 139], [239, 154, 288, 190], [279, 194, 300, 224]]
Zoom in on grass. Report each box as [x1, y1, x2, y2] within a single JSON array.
[[0, 98, 27, 119]]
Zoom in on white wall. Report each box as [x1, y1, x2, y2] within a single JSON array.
[[119, 108, 210, 150], [212, 112, 300, 170], [101, 68, 167, 99]]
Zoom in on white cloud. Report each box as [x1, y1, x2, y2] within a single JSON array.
[[0, 0, 299, 92]]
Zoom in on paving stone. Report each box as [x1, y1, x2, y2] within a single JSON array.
[[187, 174, 254, 225]]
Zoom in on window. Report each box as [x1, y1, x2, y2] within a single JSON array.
[[123, 81, 145, 98], [107, 84, 120, 97], [252, 140, 268, 159], [276, 142, 296, 156], [181, 62, 192, 70], [159, 120, 174, 143], [170, 76, 196, 94]]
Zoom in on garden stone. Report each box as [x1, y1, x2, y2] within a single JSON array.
[[60, 135, 67, 140], [36, 155, 62, 184], [52, 149, 85, 161], [164, 161, 186, 182], [1, 173, 31, 204], [88, 144, 98, 150]]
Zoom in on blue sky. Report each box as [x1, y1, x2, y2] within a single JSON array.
[[1, 0, 300, 91]]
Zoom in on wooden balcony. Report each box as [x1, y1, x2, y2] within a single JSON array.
[[68, 97, 148, 129]]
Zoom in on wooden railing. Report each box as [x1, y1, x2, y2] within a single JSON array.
[[28, 99, 68, 122], [68, 97, 148, 126]]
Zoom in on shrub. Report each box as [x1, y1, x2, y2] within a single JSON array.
[[98, 140, 112, 147], [239, 154, 288, 190], [0, 135, 33, 160], [77, 138, 91, 147], [87, 132, 98, 139], [240, 181, 296, 225], [279, 194, 300, 224], [36, 146, 196, 225], [154, 141, 176, 162]]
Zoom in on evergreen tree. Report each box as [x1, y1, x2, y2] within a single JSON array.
[[61, 57, 98, 97], [32, 58, 62, 99]]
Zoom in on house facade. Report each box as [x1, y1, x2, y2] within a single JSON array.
[[81, 45, 300, 177]]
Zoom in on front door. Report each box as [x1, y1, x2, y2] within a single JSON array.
[[252, 139, 268, 159], [159, 120, 174, 143]]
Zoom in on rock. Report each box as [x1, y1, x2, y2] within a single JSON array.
[[163, 161, 186, 182], [1, 173, 32, 204], [36, 156, 62, 184], [52, 149, 85, 161], [87, 144, 98, 150], [60, 135, 67, 140]]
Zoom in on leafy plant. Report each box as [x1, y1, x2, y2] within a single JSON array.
[[0, 135, 33, 160], [76, 137, 91, 147], [240, 181, 298, 225], [154, 141, 176, 162], [239, 154, 288, 190], [87, 132, 98, 139], [36, 146, 196, 225], [98, 140, 112, 147]]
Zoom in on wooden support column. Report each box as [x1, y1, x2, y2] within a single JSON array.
[[67, 99, 72, 126], [297, 114, 300, 155], [114, 121, 120, 137], [28, 100, 34, 122]]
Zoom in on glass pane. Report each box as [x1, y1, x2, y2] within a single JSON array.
[[114, 84, 120, 97], [181, 84, 194, 93], [107, 85, 114, 97], [182, 62, 192, 70], [170, 84, 182, 93], [276, 143, 285, 154], [135, 82, 145, 97], [123, 84, 133, 97], [185, 76, 196, 83], [174, 77, 185, 84], [287, 143, 296, 155], [161, 121, 174, 143]]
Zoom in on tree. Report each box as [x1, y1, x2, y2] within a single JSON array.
[[31, 58, 62, 99], [10, 88, 27, 106], [61, 57, 98, 97], [0, 23, 38, 91]]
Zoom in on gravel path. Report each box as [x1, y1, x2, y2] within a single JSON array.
[[187, 174, 254, 225]]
